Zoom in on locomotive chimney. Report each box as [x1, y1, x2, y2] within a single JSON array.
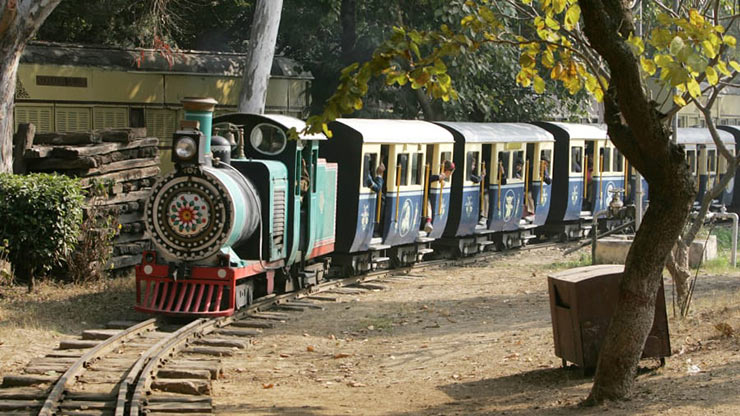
[[182, 97, 218, 156]]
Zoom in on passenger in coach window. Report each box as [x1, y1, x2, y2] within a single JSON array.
[[424, 160, 455, 233]]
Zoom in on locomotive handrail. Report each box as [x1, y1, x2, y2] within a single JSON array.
[[39, 318, 157, 416]]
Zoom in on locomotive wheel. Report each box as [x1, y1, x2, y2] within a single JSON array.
[[244, 281, 254, 306]]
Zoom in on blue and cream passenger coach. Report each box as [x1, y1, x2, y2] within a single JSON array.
[[438, 122, 555, 252], [321, 119, 455, 273]]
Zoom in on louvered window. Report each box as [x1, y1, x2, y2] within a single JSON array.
[[273, 189, 286, 250], [145, 109, 177, 146], [14, 105, 53, 133], [56, 107, 91, 132], [93, 107, 128, 129]]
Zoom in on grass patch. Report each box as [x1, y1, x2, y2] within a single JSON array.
[[0, 274, 147, 336], [546, 252, 592, 271]]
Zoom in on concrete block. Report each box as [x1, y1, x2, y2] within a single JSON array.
[[593, 237, 631, 265], [689, 235, 717, 267]]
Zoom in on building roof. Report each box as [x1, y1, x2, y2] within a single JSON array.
[[21, 41, 312, 79]]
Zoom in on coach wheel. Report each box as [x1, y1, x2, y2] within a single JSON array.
[[558, 232, 569, 243]]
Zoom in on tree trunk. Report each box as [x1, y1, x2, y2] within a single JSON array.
[[340, 0, 357, 64], [666, 241, 691, 311], [237, 0, 283, 114], [579, 0, 695, 402], [0, 0, 62, 173]]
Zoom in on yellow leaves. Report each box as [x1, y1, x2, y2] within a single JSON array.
[[730, 61, 740, 72], [687, 78, 702, 98], [628, 34, 645, 55], [670, 36, 685, 56], [689, 9, 704, 26], [550, 62, 564, 80], [706, 66, 718, 86], [545, 15, 560, 31], [716, 61, 731, 76], [533, 75, 545, 94], [674, 95, 687, 106], [321, 123, 333, 139], [640, 57, 657, 76], [701, 40, 717, 59], [564, 4, 580, 31], [724, 35, 737, 48]]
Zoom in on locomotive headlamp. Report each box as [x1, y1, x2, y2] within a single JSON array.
[[175, 137, 198, 160]]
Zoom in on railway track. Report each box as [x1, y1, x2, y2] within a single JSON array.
[[0, 241, 566, 415]]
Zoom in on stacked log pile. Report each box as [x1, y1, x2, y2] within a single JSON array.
[[16, 124, 160, 272]]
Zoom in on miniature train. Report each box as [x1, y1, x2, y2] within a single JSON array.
[[135, 97, 740, 317]]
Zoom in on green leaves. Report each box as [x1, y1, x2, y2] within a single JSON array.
[[0, 174, 84, 278]]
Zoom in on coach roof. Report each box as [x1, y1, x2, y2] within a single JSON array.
[[333, 118, 455, 144], [436, 122, 554, 143]]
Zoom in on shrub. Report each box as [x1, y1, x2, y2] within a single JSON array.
[[0, 173, 84, 288]]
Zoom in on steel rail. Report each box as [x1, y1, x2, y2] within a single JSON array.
[[38, 318, 157, 416], [127, 318, 217, 416], [117, 241, 564, 415]]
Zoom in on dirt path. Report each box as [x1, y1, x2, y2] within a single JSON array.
[[213, 247, 740, 415]]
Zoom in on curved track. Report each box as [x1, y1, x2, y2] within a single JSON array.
[[0, 242, 563, 415]]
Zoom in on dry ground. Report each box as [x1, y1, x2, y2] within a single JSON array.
[[1, 246, 739, 416], [212, 247, 740, 415]]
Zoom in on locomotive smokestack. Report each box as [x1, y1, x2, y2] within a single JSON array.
[[182, 97, 218, 155]]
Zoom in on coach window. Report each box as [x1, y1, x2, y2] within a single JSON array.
[[600, 147, 611, 174], [707, 149, 717, 173], [613, 149, 624, 172], [440, 151, 452, 167], [411, 153, 423, 185], [687, 150, 697, 174], [513, 150, 524, 179], [466, 151, 480, 182], [571, 146, 583, 173], [397, 153, 409, 186], [497, 151, 510, 182]]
